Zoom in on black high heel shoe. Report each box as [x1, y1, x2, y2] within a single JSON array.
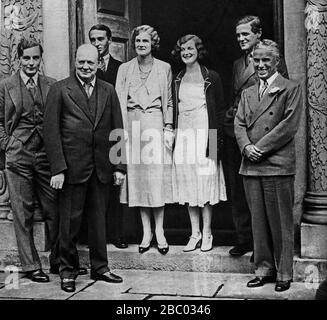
[[157, 243, 169, 255], [139, 233, 153, 254]]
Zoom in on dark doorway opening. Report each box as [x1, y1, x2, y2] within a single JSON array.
[[141, 0, 280, 246]]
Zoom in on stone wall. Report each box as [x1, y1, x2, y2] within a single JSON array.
[[42, 0, 70, 80]]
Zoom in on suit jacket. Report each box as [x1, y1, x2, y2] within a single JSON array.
[[96, 55, 121, 86], [224, 54, 289, 137], [116, 57, 173, 130], [0, 73, 56, 150], [44, 75, 126, 185], [234, 74, 302, 176], [172, 65, 225, 159]]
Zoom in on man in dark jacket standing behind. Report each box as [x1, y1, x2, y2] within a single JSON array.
[[44, 44, 126, 293]]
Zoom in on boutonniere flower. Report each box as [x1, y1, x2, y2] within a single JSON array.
[[269, 87, 281, 94]]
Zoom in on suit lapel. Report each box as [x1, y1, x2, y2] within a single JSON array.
[[67, 77, 94, 124], [235, 57, 256, 91], [94, 80, 108, 128], [39, 76, 51, 110], [248, 74, 287, 128], [105, 58, 115, 77], [246, 84, 259, 119], [7, 74, 23, 113]]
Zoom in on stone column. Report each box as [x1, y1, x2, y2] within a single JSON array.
[[284, 0, 308, 253], [301, 0, 327, 258]]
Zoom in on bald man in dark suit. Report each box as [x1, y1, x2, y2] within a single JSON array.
[[44, 44, 126, 292]]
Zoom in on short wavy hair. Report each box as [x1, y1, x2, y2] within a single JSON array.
[[89, 24, 112, 40], [254, 39, 280, 60], [17, 37, 43, 58], [131, 25, 160, 52], [171, 34, 208, 61], [236, 15, 262, 34]]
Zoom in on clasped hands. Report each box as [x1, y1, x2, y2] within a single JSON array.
[[244, 144, 263, 162], [50, 171, 126, 189]]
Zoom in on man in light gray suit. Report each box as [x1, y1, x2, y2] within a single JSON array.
[[234, 39, 302, 292]]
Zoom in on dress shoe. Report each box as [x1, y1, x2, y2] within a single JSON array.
[[201, 234, 213, 252], [183, 233, 202, 252], [90, 271, 123, 283], [229, 243, 253, 257], [25, 269, 49, 283], [50, 265, 88, 276], [247, 276, 276, 288], [78, 267, 88, 275], [61, 279, 76, 292], [275, 280, 292, 292], [113, 238, 128, 249], [139, 233, 153, 254]]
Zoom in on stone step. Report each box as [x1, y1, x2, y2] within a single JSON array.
[[0, 269, 317, 300], [1, 245, 326, 283]]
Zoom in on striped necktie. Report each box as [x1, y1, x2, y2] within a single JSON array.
[[26, 78, 37, 96], [98, 57, 106, 72], [259, 80, 268, 100], [83, 82, 91, 98]]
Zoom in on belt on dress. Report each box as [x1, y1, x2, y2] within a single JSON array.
[[179, 103, 207, 115], [127, 106, 162, 114]]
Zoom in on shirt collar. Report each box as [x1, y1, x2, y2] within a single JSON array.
[[102, 53, 110, 64], [76, 73, 96, 88], [20, 70, 39, 86], [260, 71, 279, 87]]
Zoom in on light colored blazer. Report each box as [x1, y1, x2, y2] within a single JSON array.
[[115, 57, 173, 129], [224, 55, 289, 138], [234, 74, 303, 176]]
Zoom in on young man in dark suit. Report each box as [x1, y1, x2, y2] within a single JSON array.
[[44, 44, 126, 292], [224, 16, 288, 258], [0, 38, 59, 282], [234, 39, 302, 292], [89, 24, 122, 86], [89, 24, 128, 249]]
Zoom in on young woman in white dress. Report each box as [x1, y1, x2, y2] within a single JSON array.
[[171, 34, 227, 252]]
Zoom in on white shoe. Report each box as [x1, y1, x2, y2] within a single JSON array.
[[183, 233, 202, 252], [201, 234, 213, 252]]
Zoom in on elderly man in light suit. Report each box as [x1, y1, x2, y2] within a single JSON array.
[[224, 16, 289, 259], [234, 39, 302, 292]]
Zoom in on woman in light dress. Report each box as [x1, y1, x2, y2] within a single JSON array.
[[116, 25, 174, 255], [171, 34, 227, 252]]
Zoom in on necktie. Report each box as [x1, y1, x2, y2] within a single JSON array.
[[98, 57, 106, 72], [83, 82, 91, 98], [26, 78, 36, 96], [259, 80, 268, 100]]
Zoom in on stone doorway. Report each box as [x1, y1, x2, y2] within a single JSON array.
[[141, 0, 285, 245]]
